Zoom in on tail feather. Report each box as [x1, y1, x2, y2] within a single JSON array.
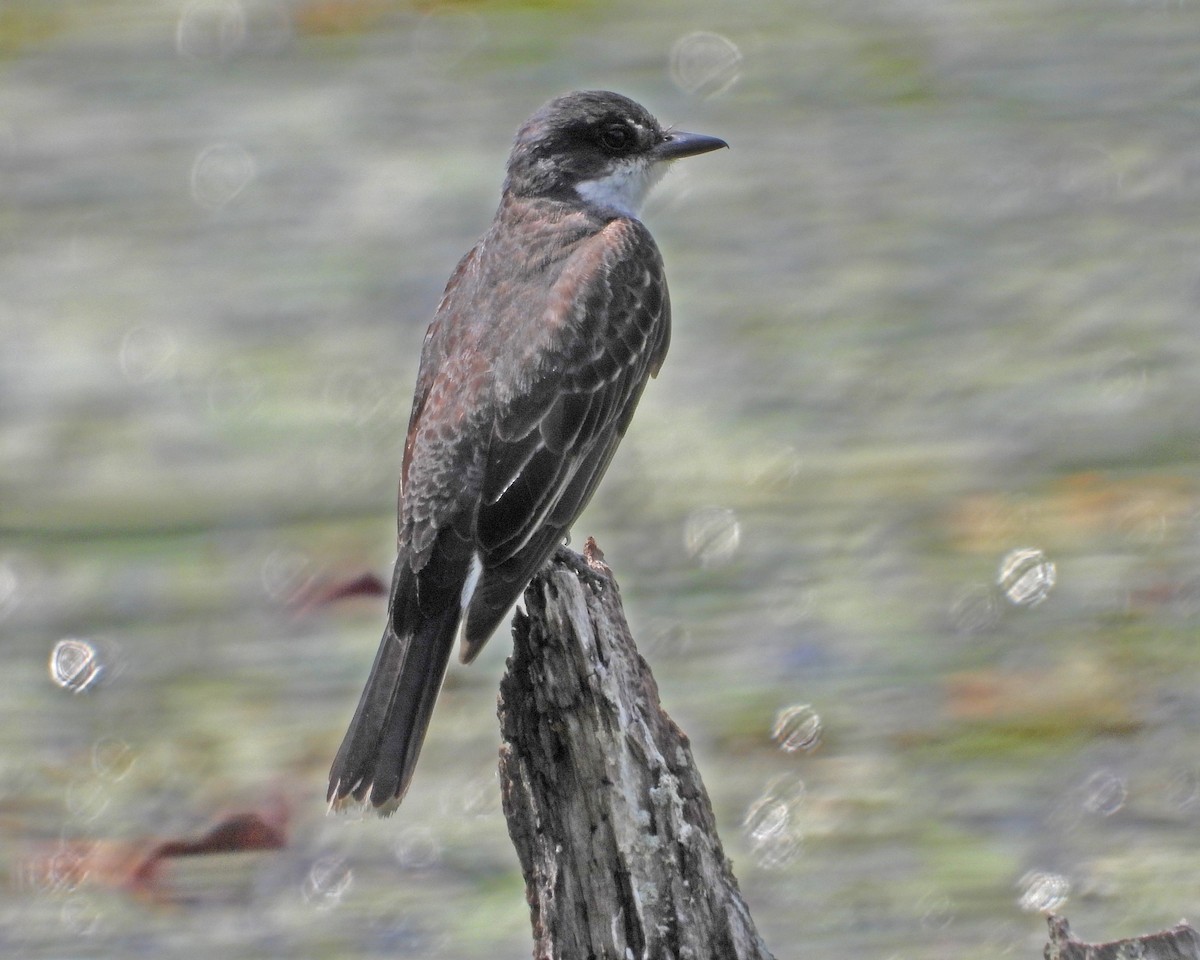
[[327, 602, 459, 811]]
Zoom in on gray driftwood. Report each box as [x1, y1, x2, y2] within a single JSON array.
[[1046, 915, 1200, 960], [498, 541, 775, 960]]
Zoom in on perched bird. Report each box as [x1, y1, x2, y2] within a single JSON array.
[[327, 90, 726, 811]]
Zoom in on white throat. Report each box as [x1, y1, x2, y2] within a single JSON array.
[[574, 157, 665, 218]]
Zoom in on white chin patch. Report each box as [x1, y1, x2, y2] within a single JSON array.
[[575, 158, 664, 218]]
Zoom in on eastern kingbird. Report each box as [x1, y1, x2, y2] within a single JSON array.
[[327, 90, 726, 811]]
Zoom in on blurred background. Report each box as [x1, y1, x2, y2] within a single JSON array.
[[3, 0, 1200, 956]]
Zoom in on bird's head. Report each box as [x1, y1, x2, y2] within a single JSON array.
[[503, 90, 727, 218]]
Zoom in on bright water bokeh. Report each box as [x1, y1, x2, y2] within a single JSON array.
[[4, 0, 1200, 957]]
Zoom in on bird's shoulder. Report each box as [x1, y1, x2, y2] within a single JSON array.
[[458, 199, 660, 317], [421, 201, 663, 380]]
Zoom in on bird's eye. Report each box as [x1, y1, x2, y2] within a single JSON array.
[[598, 122, 635, 154]]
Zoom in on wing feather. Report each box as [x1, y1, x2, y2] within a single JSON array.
[[395, 207, 670, 664], [460, 218, 670, 656], [477, 220, 666, 560]]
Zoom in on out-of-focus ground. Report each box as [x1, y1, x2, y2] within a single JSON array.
[[3, 0, 1200, 957]]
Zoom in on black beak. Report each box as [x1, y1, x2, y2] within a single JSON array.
[[653, 130, 729, 162]]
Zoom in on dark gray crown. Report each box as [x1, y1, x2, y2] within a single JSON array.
[[503, 90, 664, 200]]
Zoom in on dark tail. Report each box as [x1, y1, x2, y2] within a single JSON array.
[[327, 591, 459, 812]]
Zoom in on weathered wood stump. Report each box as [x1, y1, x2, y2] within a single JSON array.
[[498, 542, 775, 960], [1045, 915, 1200, 960], [494, 543, 1197, 960]]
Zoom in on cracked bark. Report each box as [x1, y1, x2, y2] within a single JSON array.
[[1045, 915, 1200, 960], [498, 543, 775, 960], [491, 544, 1200, 960]]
